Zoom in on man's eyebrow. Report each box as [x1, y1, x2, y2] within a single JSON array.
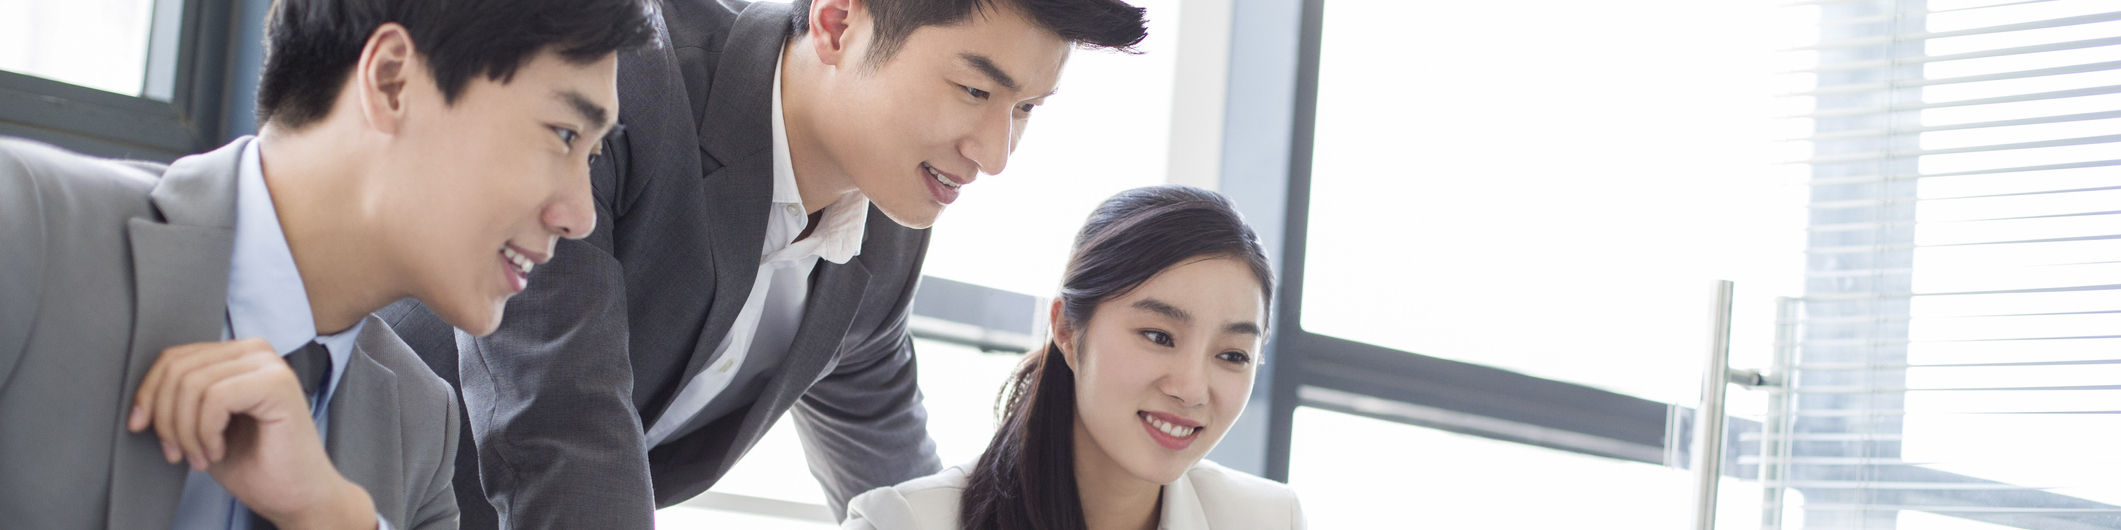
[[959, 53, 1020, 92], [556, 90, 612, 132], [1132, 298, 1190, 323]]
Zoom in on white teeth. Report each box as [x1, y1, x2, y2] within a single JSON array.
[[925, 164, 961, 189], [502, 247, 534, 275], [1144, 414, 1198, 437]]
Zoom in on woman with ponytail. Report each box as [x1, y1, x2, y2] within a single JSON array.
[[842, 185, 1304, 530]]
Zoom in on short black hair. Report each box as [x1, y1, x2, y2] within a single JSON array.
[[256, 0, 659, 130], [791, 0, 1148, 67]]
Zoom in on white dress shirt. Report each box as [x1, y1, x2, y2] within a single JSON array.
[[168, 140, 386, 530], [644, 47, 871, 447]]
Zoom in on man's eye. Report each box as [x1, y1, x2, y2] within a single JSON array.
[[554, 127, 580, 146], [964, 85, 990, 100], [1141, 330, 1174, 347], [1016, 103, 1036, 115]]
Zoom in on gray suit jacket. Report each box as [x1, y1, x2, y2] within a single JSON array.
[[0, 137, 461, 530], [378, 1, 941, 528]]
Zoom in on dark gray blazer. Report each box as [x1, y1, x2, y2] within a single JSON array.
[[379, 1, 941, 528], [0, 137, 460, 530]]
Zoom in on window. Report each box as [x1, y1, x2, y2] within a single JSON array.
[[0, 0, 228, 162], [1274, 0, 2121, 527], [1300, 0, 1807, 406], [0, 0, 172, 98], [1760, 0, 2121, 527]]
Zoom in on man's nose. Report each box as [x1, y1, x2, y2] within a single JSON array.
[[545, 169, 596, 239], [961, 107, 1014, 176]]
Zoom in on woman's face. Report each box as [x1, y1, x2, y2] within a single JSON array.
[[1061, 256, 1267, 486]]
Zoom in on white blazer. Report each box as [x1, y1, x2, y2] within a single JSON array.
[[842, 459, 1305, 530]]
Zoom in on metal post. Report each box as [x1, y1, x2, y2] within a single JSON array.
[[1759, 296, 1799, 529], [1692, 280, 1737, 530]]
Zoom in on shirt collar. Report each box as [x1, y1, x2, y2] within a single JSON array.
[[770, 45, 868, 265], [227, 139, 357, 402]]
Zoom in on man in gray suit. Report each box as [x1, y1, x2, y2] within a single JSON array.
[[379, 0, 1148, 527], [0, 0, 654, 528]]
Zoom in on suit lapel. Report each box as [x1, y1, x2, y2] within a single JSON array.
[[106, 139, 248, 529], [678, 1, 796, 385], [1158, 470, 1211, 530], [712, 257, 870, 479], [325, 340, 405, 521]]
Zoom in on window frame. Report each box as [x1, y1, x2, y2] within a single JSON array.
[[1250, 0, 1678, 480], [0, 0, 243, 162]]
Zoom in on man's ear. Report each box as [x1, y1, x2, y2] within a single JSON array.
[[807, 0, 867, 68], [1050, 298, 1079, 372], [354, 23, 419, 135]]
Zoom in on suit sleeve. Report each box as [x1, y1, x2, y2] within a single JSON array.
[[404, 389, 462, 530], [450, 152, 658, 529], [0, 145, 47, 394], [790, 241, 943, 520]]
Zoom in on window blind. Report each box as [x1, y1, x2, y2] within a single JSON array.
[[1751, 0, 2121, 529]]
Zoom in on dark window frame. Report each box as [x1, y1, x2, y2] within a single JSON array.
[[0, 0, 243, 162]]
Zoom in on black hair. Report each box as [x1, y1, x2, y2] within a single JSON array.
[[255, 0, 659, 130], [959, 185, 1275, 530], [790, 0, 1148, 67]]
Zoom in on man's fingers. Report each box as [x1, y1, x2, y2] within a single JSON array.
[[198, 362, 288, 463], [171, 359, 263, 470], [134, 339, 276, 467]]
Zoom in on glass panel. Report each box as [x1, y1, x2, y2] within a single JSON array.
[[1288, 406, 1763, 527], [0, 0, 159, 96], [1300, 0, 1807, 403], [658, 338, 1023, 524], [919, 0, 1178, 297]]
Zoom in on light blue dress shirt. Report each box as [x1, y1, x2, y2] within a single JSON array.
[[167, 140, 383, 530]]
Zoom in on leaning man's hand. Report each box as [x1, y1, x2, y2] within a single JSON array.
[[126, 338, 379, 530]]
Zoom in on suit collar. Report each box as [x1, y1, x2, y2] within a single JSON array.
[[698, 0, 793, 165], [148, 138, 247, 229], [107, 138, 250, 527]]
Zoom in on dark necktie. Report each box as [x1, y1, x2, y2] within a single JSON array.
[[251, 341, 331, 530], [284, 340, 331, 408]]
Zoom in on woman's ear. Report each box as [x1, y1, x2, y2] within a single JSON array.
[[1050, 298, 1078, 372], [355, 23, 419, 135]]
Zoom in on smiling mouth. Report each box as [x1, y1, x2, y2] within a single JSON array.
[[923, 162, 962, 190], [1141, 412, 1201, 438], [501, 246, 535, 276]]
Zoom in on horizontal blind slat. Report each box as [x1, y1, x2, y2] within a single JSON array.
[[1794, 133, 2121, 164], [1796, 110, 2121, 141], [1795, 38, 2121, 75], [1797, 10, 2121, 51], [1804, 158, 2121, 185], [1795, 84, 2121, 118]]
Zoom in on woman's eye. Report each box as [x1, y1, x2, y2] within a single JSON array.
[[964, 85, 991, 100], [554, 127, 580, 147], [1218, 351, 1253, 365], [1141, 330, 1174, 347]]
